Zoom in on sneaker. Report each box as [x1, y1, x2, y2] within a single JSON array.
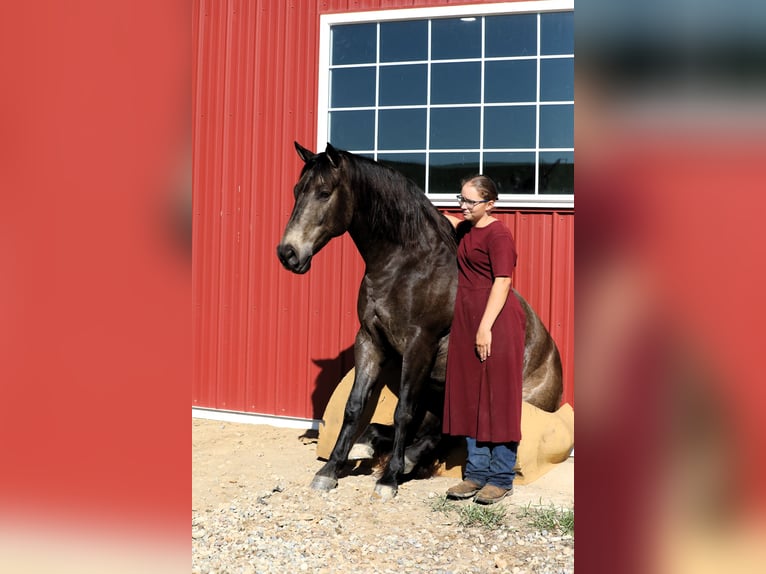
[[474, 484, 512, 505], [446, 480, 482, 500]]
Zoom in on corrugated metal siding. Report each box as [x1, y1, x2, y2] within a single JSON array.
[[193, 0, 574, 420]]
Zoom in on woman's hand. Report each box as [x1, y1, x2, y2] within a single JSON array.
[[475, 327, 492, 362], [475, 277, 511, 362]]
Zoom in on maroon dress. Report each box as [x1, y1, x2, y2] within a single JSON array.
[[443, 220, 526, 443]]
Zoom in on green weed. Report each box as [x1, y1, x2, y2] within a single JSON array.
[[516, 501, 574, 536], [426, 495, 507, 529]]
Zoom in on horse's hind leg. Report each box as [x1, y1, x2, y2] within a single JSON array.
[[373, 340, 433, 500], [403, 408, 442, 474], [348, 423, 393, 461], [400, 377, 444, 474], [312, 331, 384, 491]]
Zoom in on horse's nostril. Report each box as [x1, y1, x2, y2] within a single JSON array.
[[277, 244, 298, 267]]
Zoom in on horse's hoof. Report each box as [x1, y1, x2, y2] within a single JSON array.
[[310, 476, 338, 491], [403, 456, 416, 475], [348, 443, 374, 460], [371, 483, 398, 502]]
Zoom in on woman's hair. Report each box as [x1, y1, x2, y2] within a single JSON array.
[[461, 174, 499, 201]]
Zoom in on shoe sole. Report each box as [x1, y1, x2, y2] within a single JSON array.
[[474, 490, 512, 505], [446, 491, 479, 500]]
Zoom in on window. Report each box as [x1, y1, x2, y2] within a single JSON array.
[[318, 1, 574, 208]]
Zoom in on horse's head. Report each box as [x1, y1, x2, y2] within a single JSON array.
[[276, 142, 355, 274]]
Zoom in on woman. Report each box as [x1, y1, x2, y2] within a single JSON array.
[[443, 175, 526, 504]]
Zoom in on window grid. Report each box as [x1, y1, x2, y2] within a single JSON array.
[[535, 13, 541, 195], [322, 5, 573, 208], [424, 19, 432, 194]]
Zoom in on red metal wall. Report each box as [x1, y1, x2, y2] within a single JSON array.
[[192, 0, 574, 420]]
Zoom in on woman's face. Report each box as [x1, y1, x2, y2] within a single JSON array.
[[459, 183, 492, 224]]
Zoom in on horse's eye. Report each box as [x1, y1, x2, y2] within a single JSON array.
[[317, 189, 332, 201]]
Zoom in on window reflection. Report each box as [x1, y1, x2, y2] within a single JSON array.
[[485, 152, 536, 194], [329, 110, 375, 151], [331, 67, 376, 107], [431, 18, 481, 60], [431, 62, 481, 104], [378, 153, 426, 190], [379, 65, 427, 106], [430, 107, 480, 149], [485, 60, 537, 103], [484, 106, 536, 149], [380, 21, 428, 62], [541, 12, 574, 55], [485, 14, 536, 57], [331, 23, 376, 64], [378, 109, 427, 150], [429, 152, 480, 194], [540, 105, 574, 148], [539, 151, 574, 194], [540, 58, 574, 101]]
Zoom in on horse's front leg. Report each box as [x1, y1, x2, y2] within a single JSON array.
[[373, 339, 433, 500], [311, 331, 383, 491]]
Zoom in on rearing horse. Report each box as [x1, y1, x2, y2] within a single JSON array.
[[277, 142, 562, 500]]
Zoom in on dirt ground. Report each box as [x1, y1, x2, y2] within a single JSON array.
[[192, 415, 573, 519]]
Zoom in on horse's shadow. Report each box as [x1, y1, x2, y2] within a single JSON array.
[[309, 345, 355, 420]]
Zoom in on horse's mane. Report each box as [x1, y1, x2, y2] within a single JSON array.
[[336, 151, 456, 251]]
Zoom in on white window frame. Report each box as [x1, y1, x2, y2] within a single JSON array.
[[318, 0, 574, 209]]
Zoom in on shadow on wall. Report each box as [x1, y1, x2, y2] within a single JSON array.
[[310, 345, 355, 420]]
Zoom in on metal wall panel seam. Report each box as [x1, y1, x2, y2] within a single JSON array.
[[249, 0, 276, 415], [201, 0, 227, 409], [215, 0, 235, 409], [241, 0, 260, 413]]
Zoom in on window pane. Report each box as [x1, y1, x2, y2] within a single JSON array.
[[432, 18, 481, 60], [330, 67, 376, 107], [539, 104, 574, 148], [484, 152, 536, 194], [378, 109, 427, 150], [484, 106, 536, 149], [331, 23, 377, 64], [540, 58, 574, 101], [541, 12, 574, 55], [378, 153, 426, 190], [329, 110, 375, 150], [485, 14, 536, 57], [485, 60, 537, 103], [431, 62, 481, 104], [380, 21, 427, 62], [430, 107, 480, 149], [539, 151, 574, 194], [379, 64, 427, 106], [429, 152, 480, 194]]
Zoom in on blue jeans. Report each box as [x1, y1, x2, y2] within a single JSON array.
[[464, 437, 517, 490]]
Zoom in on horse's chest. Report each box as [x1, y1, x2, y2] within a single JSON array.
[[359, 280, 408, 335]]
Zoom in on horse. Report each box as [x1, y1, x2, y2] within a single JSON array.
[[277, 142, 563, 500]]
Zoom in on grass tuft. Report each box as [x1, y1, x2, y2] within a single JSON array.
[[456, 502, 507, 528], [427, 495, 507, 529], [516, 500, 574, 536], [427, 495, 573, 535]]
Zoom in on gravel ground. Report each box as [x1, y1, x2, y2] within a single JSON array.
[[192, 419, 573, 574]]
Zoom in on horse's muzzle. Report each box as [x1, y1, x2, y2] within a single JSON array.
[[276, 243, 312, 274]]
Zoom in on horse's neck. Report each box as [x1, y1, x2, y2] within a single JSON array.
[[347, 221, 399, 266], [345, 168, 449, 264]]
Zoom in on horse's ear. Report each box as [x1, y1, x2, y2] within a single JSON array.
[[294, 141, 315, 163], [325, 143, 341, 168]]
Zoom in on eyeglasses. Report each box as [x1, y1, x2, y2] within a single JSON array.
[[456, 195, 490, 208]]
